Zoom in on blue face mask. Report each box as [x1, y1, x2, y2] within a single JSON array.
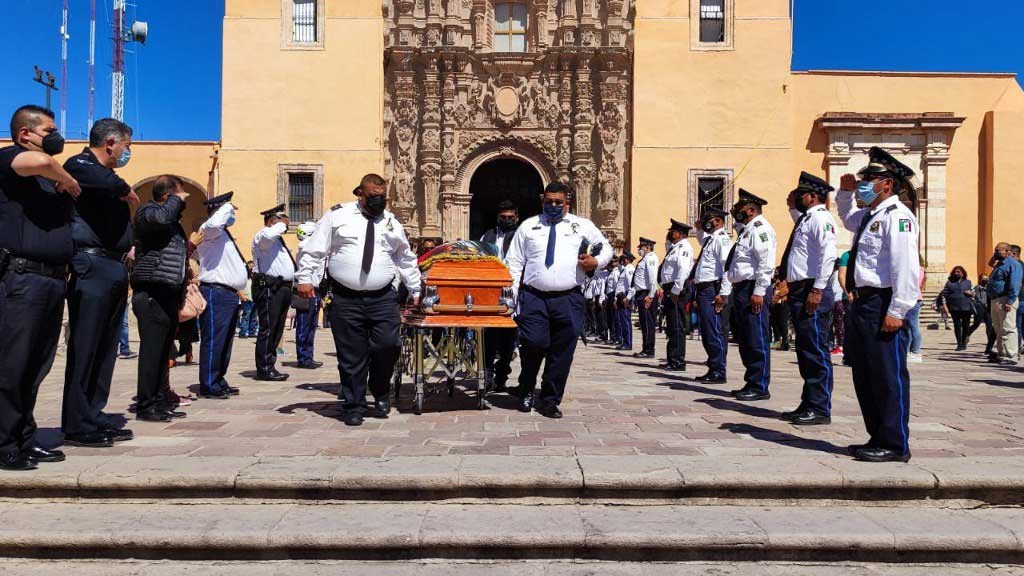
[[856, 180, 878, 205], [226, 214, 236, 227], [543, 204, 564, 221], [116, 148, 131, 168]]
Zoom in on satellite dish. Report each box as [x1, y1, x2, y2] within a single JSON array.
[[130, 21, 148, 44]]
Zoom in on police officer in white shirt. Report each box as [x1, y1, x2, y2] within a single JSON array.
[[658, 219, 694, 371], [591, 264, 610, 342], [838, 147, 921, 463], [720, 189, 777, 401], [479, 200, 519, 392], [630, 238, 660, 358], [196, 192, 247, 399], [778, 172, 838, 425], [296, 174, 421, 427], [293, 221, 323, 369], [694, 207, 733, 384], [251, 204, 296, 381], [505, 182, 611, 418], [615, 251, 636, 351], [604, 260, 621, 345]]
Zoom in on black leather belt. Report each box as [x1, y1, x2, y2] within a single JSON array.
[[854, 286, 892, 299], [9, 257, 67, 279], [523, 285, 581, 298], [696, 280, 721, 291], [787, 279, 815, 291], [77, 247, 127, 262], [200, 282, 239, 293], [331, 282, 395, 299], [253, 273, 293, 289]]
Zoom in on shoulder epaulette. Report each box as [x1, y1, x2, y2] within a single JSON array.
[[330, 203, 343, 211], [885, 205, 898, 213], [753, 221, 763, 227]]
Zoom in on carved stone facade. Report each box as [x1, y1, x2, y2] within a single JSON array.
[[383, 0, 633, 245], [818, 112, 965, 288]]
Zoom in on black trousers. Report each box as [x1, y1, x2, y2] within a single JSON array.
[[132, 283, 182, 414], [847, 289, 911, 455], [951, 310, 973, 347], [593, 298, 608, 340], [662, 286, 686, 366], [254, 281, 292, 373], [485, 328, 517, 386], [0, 270, 65, 456], [62, 253, 128, 435], [329, 288, 401, 415], [771, 300, 790, 346], [604, 297, 618, 342], [635, 289, 656, 354], [516, 287, 585, 407]]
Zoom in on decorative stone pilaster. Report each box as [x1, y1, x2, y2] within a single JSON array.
[[571, 55, 595, 220]]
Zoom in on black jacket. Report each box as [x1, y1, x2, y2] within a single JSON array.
[[64, 147, 133, 253], [131, 196, 188, 287], [939, 279, 974, 312]]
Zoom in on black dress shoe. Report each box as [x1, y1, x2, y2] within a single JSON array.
[[491, 381, 508, 393], [665, 364, 687, 372], [536, 403, 563, 419], [137, 410, 171, 422], [790, 410, 831, 426], [0, 453, 37, 471], [255, 371, 289, 382], [701, 374, 727, 384], [23, 446, 66, 463], [226, 386, 240, 395], [295, 361, 324, 369], [163, 409, 187, 419], [847, 443, 871, 456], [64, 432, 114, 448], [516, 391, 534, 413], [200, 389, 230, 399], [342, 412, 364, 427], [374, 399, 391, 418], [633, 352, 653, 359], [102, 428, 134, 442], [732, 387, 771, 402], [854, 447, 911, 463], [780, 407, 805, 421]]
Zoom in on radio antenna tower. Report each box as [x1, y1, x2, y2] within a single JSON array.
[[111, 0, 148, 122], [89, 0, 96, 129], [60, 0, 70, 134]]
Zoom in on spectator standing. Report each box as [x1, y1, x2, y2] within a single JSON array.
[[969, 274, 996, 355], [238, 261, 257, 337], [905, 263, 926, 364], [938, 266, 974, 351], [987, 242, 1022, 364]]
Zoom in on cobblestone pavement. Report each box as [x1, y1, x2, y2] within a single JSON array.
[[31, 323, 1024, 460]]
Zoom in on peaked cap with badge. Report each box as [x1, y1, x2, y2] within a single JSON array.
[[736, 188, 768, 208], [791, 171, 834, 197], [260, 203, 288, 220], [701, 207, 729, 222], [638, 237, 656, 248], [204, 191, 234, 208], [668, 218, 692, 235]]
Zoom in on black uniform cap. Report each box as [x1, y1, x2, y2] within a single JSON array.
[[857, 146, 916, 184], [701, 207, 729, 221], [260, 203, 287, 219], [792, 171, 834, 197], [668, 219, 692, 234], [638, 237, 656, 248], [736, 188, 768, 207], [620, 250, 635, 261], [204, 191, 234, 207]]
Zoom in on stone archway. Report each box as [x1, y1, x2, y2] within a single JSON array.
[[132, 175, 209, 235], [468, 158, 544, 241]]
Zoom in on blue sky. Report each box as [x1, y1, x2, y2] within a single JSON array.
[[0, 0, 1021, 141]]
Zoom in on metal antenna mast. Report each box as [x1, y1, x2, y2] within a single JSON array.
[[89, 0, 96, 129], [60, 0, 70, 134], [112, 0, 126, 120]]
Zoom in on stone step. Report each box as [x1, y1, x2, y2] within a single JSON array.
[[3, 455, 1024, 504], [0, 500, 1022, 564], [1, 559, 1022, 576]]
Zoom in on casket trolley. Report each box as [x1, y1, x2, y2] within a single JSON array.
[[392, 243, 516, 414]]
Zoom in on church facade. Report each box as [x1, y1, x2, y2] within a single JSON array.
[[111, 0, 1024, 285]]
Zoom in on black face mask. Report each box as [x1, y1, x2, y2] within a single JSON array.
[[993, 251, 1005, 261], [702, 220, 714, 233], [41, 131, 65, 156], [497, 216, 517, 232], [735, 209, 750, 224], [364, 194, 387, 217], [793, 195, 808, 213], [950, 273, 962, 282]]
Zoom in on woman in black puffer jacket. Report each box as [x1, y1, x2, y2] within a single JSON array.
[[131, 175, 190, 421], [939, 265, 975, 351]]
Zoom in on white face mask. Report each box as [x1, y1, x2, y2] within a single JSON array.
[[789, 208, 802, 223]]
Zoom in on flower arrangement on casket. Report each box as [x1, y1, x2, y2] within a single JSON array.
[[415, 241, 514, 316]]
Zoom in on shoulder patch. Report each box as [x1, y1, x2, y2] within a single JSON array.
[[898, 219, 913, 233], [719, 236, 730, 246], [825, 223, 835, 234], [759, 232, 769, 242]]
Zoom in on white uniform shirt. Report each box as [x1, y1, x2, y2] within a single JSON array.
[[197, 202, 248, 291], [505, 213, 612, 296], [252, 222, 296, 281], [721, 214, 777, 297], [693, 228, 733, 285], [298, 235, 325, 285], [616, 263, 635, 296], [629, 251, 659, 299], [479, 229, 515, 261], [592, 268, 609, 303], [605, 267, 621, 296], [837, 192, 921, 320], [295, 201, 422, 297], [660, 240, 695, 296], [784, 204, 838, 290]]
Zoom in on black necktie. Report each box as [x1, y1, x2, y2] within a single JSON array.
[[846, 211, 874, 291], [687, 236, 712, 283], [633, 255, 645, 288], [362, 214, 375, 274], [501, 230, 513, 260], [724, 241, 739, 272], [657, 249, 670, 285], [224, 229, 244, 262], [279, 237, 296, 269], [779, 213, 810, 282]]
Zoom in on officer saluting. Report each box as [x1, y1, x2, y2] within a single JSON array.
[[658, 219, 694, 371], [693, 207, 732, 384], [838, 147, 921, 463], [630, 238, 659, 359], [778, 172, 838, 425], [296, 174, 421, 427], [196, 192, 247, 399], [251, 204, 295, 381], [0, 105, 81, 471], [293, 222, 323, 369], [505, 182, 612, 418], [720, 189, 777, 401]]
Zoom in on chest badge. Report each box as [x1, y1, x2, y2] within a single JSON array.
[[869, 222, 881, 233]]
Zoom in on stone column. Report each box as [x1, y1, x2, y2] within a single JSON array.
[[556, 58, 573, 183], [825, 132, 854, 252], [419, 57, 443, 236], [571, 55, 595, 220], [440, 55, 464, 240], [389, 53, 420, 231], [923, 130, 951, 288]]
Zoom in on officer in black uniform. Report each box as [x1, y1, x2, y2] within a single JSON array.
[[0, 105, 81, 470], [61, 118, 139, 448]]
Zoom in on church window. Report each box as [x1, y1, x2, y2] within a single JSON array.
[[691, 0, 734, 51], [494, 3, 528, 52], [282, 0, 324, 50], [687, 169, 735, 226], [278, 164, 324, 225], [699, 0, 725, 43]]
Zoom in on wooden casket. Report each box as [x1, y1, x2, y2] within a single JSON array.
[[404, 242, 518, 328]]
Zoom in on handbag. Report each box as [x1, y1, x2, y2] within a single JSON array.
[[179, 283, 208, 322]]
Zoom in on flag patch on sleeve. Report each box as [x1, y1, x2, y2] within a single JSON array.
[[759, 233, 769, 242], [825, 223, 834, 233], [898, 219, 913, 232]]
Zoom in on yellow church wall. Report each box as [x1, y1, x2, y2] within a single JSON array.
[[982, 110, 1024, 267]]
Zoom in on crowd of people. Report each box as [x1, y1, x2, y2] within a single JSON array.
[[0, 103, 1020, 472]]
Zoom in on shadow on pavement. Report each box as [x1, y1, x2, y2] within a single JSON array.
[[719, 422, 847, 455]]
